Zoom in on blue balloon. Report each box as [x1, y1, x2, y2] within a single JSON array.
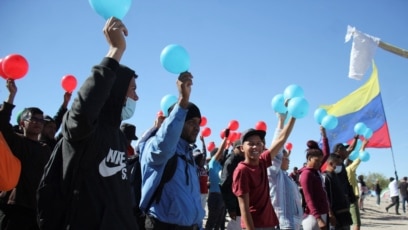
[[160, 94, 178, 117], [321, 115, 338, 130], [359, 151, 370, 162], [89, 0, 132, 20], [160, 44, 190, 74], [271, 94, 287, 113], [283, 84, 304, 100], [287, 97, 309, 119], [349, 150, 359, 161], [314, 108, 327, 124], [363, 128, 373, 139], [354, 139, 362, 152], [354, 122, 367, 135]]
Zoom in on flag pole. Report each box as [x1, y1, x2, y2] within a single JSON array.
[[378, 41, 408, 59], [378, 90, 398, 175]]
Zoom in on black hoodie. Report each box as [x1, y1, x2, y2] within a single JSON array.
[[58, 57, 138, 229]]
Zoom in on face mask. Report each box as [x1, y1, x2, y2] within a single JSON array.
[[121, 97, 136, 120], [334, 165, 342, 174]]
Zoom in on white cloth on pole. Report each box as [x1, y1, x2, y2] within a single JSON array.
[[345, 25, 380, 80]]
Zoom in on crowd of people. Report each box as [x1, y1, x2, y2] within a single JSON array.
[[1, 17, 407, 230]]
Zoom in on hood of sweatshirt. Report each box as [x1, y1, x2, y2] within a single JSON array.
[[99, 64, 136, 128]]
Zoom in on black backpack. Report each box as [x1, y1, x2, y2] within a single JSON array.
[[128, 128, 194, 215]]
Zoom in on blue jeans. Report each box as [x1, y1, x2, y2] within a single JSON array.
[[205, 192, 225, 230]]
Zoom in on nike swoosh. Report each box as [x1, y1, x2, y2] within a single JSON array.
[[99, 159, 124, 177]]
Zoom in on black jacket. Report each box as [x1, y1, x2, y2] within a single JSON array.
[[0, 103, 51, 211], [219, 152, 244, 216], [59, 57, 138, 229]]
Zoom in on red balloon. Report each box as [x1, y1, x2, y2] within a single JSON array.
[[61, 75, 77, 93], [228, 131, 238, 142], [285, 142, 293, 151], [255, 121, 267, 131], [220, 128, 227, 139], [201, 127, 211, 137], [200, 116, 207, 127], [228, 120, 239, 131], [1, 54, 29, 80], [0, 58, 7, 79], [207, 141, 215, 152]]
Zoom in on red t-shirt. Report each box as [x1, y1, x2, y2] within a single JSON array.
[[198, 167, 208, 194], [232, 150, 279, 228]]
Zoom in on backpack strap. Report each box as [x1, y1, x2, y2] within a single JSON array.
[[145, 153, 195, 211]]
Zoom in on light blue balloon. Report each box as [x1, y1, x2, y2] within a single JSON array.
[[283, 84, 304, 100], [160, 44, 190, 74], [287, 97, 309, 119], [89, 0, 132, 20], [349, 150, 359, 161], [363, 128, 373, 139], [354, 139, 362, 152], [354, 122, 367, 135], [314, 108, 327, 124], [359, 151, 370, 162], [271, 94, 287, 113], [321, 115, 338, 130], [160, 94, 178, 117]]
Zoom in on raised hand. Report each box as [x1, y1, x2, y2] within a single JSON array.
[[177, 72, 193, 108], [6, 79, 17, 104], [104, 17, 128, 62]]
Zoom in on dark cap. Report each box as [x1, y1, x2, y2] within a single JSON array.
[[240, 128, 266, 143], [233, 140, 242, 148], [389, 177, 395, 182], [168, 102, 201, 122], [193, 149, 203, 158], [44, 115, 55, 123], [120, 123, 138, 141], [333, 143, 349, 153]]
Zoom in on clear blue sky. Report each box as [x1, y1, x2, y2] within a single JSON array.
[[1, 0, 407, 181]]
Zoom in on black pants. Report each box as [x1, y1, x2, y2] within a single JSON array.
[[145, 215, 199, 230], [386, 196, 400, 214], [0, 204, 39, 230]]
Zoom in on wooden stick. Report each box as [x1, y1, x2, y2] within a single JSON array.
[[378, 41, 408, 58]]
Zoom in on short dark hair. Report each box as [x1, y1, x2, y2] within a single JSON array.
[[21, 107, 44, 120], [327, 153, 341, 163]]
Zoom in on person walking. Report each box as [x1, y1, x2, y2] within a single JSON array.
[[374, 180, 382, 206], [385, 176, 400, 215], [399, 177, 408, 213]]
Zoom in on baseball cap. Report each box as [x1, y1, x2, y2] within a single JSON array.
[[193, 149, 203, 158], [233, 140, 242, 148], [240, 128, 266, 143], [120, 123, 138, 141], [333, 143, 349, 153]]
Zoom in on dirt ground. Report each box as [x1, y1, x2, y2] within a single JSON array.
[[203, 195, 408, 229], [359, 195, 407, 229]]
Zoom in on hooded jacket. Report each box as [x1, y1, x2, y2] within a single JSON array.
[[58, 57, 138, 229]]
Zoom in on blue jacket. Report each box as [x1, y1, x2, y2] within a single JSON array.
[[139, 104, 205, 226]]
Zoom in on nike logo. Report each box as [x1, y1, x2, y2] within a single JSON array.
[[99, 148, 126, 177]]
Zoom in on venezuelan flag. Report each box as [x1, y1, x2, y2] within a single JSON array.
[[321, 61, 391, 148]]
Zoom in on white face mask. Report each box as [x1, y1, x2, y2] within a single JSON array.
[[334, 165, 342, 174], [121, 97, 136, 120]]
